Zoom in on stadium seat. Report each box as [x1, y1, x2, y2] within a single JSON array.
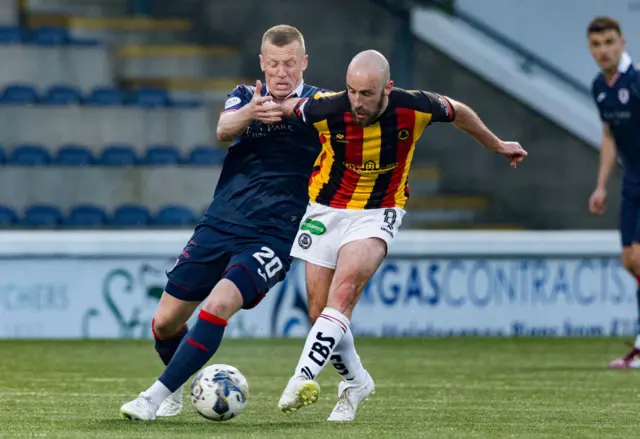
[[0, 205, 18, 226], [98, 145, 138, 166], [41, 85, 82, 105], [153, 205, 197, 226], [28, 27, 68, 45], [65, 204, 108, 227], [129, 88, 169, 108], [9, 144, 51, 166], [111, 204, 151, 227], [88, 86, 126, 106], [0, 84, 38, 104], [0, 26, 22, 44], [142, 145, 182, 165], [55, 145, 94, 166], [188, 146, 226, 165], [23, 204, 63, 227]]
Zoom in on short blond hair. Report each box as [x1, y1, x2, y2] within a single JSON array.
[[262, 25, 306, 53]]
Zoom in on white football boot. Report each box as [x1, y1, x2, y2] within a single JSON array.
[[156, 385, 183, 417], [278, 376, 320, 413], [327, 371, 375, 422], [119, 393, 160, 421]]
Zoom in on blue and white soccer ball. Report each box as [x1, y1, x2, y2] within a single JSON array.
[[190, 364, 249, 421]]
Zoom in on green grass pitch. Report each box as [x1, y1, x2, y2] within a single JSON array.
[[0, 338, 637, 438]]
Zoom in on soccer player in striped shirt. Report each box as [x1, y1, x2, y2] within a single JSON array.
[[276, 50, 527, 421]]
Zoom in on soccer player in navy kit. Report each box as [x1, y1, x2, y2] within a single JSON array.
[[120, 25, 326, 420], [587, 17, 640, 368]]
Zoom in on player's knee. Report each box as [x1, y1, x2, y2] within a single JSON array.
[[201, 279, 244, 320], [152, 312, 185, 340], [629, 256, 640, 276], [622, 249, 640, 275]]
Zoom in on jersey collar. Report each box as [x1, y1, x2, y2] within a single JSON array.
[[264, 81, 305, 98], [618, 52, 632, 73]]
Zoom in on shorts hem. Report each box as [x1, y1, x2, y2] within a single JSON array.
[[290, 251, 337, 270], [164, 279, 211, 303], [341, 233, 393, 252]]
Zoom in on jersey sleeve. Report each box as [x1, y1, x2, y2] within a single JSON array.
[[222, 85, 251, 113], [293, 91, 343, 126], [414, 91, 456, 123]]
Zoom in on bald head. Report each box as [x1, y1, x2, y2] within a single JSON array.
[[345, 50, 393, 127], [347, 50, 390, 85]]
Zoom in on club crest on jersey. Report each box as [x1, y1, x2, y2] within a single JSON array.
[[225, 96, 241, 109], [398, 129, 410, 141], [618, 88, 630, 104]]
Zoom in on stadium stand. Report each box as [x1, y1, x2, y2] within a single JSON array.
[[0, 0, 556, 230]]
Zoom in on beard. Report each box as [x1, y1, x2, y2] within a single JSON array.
[[351, 93, 385, 127]]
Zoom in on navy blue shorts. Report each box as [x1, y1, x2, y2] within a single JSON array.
[[165, 224, 292, 309], [620, 191, 640, 247]]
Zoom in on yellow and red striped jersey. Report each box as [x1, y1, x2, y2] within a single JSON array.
[[293, 88, 455, 209]]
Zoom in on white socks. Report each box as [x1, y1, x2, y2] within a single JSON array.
[[634, 334, 640, 349], [295, 307, 349, 380], [143, 380, 172, 407], [294, 307, 366, 383], [331, 323, 365, 384]]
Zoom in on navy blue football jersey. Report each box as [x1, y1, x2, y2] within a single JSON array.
[[203, 82, 325, 241], [592, 54, 640, 186]]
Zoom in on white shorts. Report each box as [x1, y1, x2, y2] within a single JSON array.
[[290, 202, 406, 269]]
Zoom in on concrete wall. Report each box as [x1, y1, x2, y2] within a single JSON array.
[[0, 167, 221, 212], [0, 106, 216, 150], [0, 46, 113, 90]]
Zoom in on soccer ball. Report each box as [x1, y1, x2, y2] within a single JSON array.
[[190, 364, 249, 421]]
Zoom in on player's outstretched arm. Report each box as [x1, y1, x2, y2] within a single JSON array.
[[216, 80, 283, 142], [589, 122, 617, 214], [448, 98, 527, 168], [280, 98, 303, 119]]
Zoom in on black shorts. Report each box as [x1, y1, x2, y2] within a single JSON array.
[[165, 224, 292, 309]]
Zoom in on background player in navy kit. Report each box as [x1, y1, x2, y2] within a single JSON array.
[[120, 25, 325, 420], [587, 17, 640, 369]]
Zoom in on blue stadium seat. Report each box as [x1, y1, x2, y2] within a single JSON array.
[[23, 204, 63, 227], [41, 85, 82, 105], [0, 205, 18, 226], [28, 27, 68, 45], [65, 204, 108, 227], [0, 26, 22, 44], [111, 204, 151, 227], [0, 84, 38, 104], [129, 88, 169, 108], [88, 86, 126, 106], [55, 145, 94, 166], [142, 145, 182, 165], [66, 37, 101, 46], [188, 146, 225, 165], [153, 205, 197, 226], [10, 144, 51, 166], [98, 145, 138, 166]]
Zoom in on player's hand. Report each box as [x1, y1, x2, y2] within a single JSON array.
[[248, 80, 282, 124], [589, 187, 607, 215], [497, 141, 527, 168]]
